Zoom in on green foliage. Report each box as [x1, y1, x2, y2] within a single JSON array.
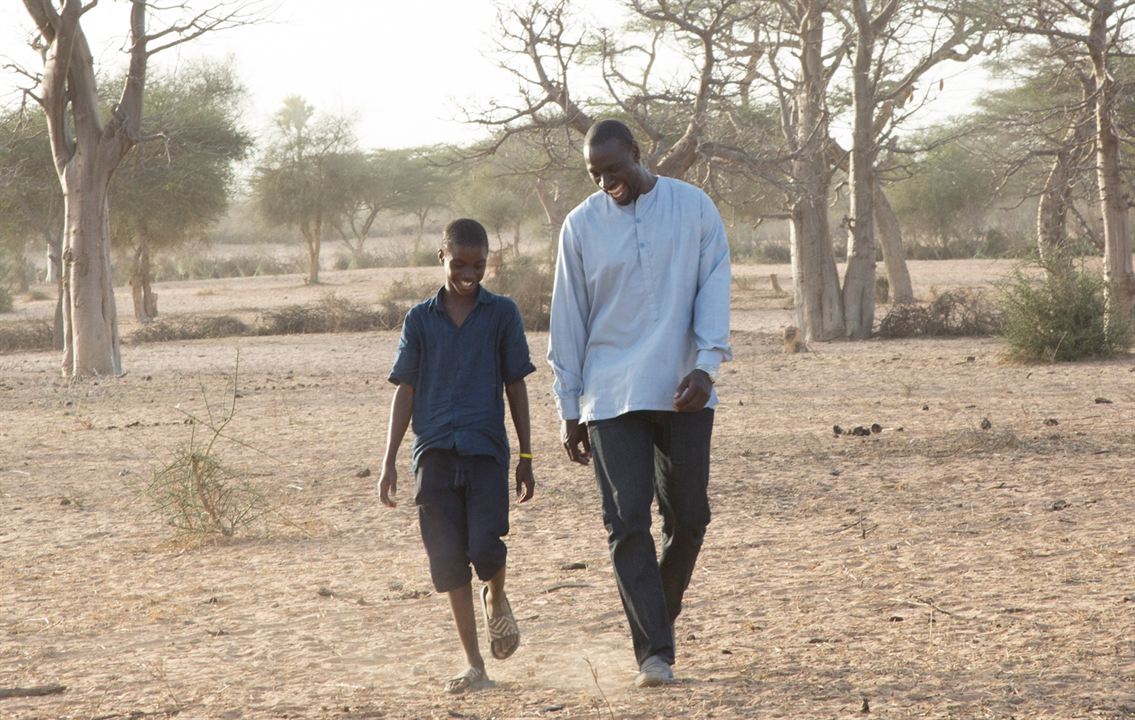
[[252, 96, 357, 234], [999, 257, 1130, 363], [109, 61, 253, 256], [886, 130, 1001, 257], [0, 287, 12, 314], [0, 107, 61, 275]]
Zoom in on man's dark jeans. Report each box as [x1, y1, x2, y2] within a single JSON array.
[[587, 408, 713, 666]]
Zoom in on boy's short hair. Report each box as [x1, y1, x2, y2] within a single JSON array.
[[443, 218, 490, 253], [584, 119, 635, 151]]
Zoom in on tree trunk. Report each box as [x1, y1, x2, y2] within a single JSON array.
[[1036, 147, 1073, 264], [60, 160, 121, 377], [790, 1, 843, 342], [414, 210, 429, 255], [842, 0, 878, 339], [43, 230, 65, 350], [873, 179, 914, 303], [1089, 1, 1135, 329], [303, 218, 322, 285], [130, 236, 158, 322]]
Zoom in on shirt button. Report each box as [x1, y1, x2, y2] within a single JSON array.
[[639, 242, 645, 248]]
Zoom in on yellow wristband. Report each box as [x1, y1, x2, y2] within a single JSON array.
[[518, 453, 533, 460]]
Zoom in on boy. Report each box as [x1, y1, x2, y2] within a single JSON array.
[[378, 218, 536, 694]]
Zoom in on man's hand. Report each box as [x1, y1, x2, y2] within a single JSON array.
[[378, 462, 398, 507], [561, 418, 592, 465], [516, 458, 535, 502], [673, 369, 713, 412]]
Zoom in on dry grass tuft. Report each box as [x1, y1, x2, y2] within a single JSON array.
[[131, 316, 249, 344], [0, 320, 54, 354], [255, 294, 405, 336]]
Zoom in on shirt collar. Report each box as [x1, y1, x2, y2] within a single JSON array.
[[427, 285, 492, 313]]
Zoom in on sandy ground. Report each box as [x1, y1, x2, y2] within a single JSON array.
[[2, 259, 1134, 719]]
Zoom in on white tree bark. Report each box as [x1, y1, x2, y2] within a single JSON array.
[[791, 0, 844, 342], [1088, 1, 1135, 328], [22, 0, 256, 376]]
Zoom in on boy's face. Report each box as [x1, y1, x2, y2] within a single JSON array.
[[585, 137, 644, 206], [439, 243, 488, 298]]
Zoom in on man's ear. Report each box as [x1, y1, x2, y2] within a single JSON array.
[[631, 141, 641, 164], [437, 248, 446, 264]]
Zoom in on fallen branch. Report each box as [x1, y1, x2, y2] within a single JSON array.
[[0, 684, 66, 699]]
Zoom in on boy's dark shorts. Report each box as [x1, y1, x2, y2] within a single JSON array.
[[415, 448, 509, 593]]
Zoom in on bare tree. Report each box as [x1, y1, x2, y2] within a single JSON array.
[[838, 0, 994, 335], [14, 0, 261, 377]]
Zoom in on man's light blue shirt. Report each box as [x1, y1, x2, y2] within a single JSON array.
[[548, 176, 732, 422]]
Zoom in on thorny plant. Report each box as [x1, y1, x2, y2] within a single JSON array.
[[146, 352, 268, 538]]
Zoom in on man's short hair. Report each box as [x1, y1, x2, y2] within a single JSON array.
[[585, 119, 635, 150], [443, 218, 490, 252]]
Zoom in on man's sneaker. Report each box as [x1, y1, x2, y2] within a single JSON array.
[[634, 654, 674, 688]]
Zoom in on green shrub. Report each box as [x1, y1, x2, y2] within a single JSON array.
[[1000, 256, 1130, 362], [0, 287, 12, 314]]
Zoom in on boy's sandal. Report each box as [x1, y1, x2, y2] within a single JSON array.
[[480, 585, 520, 660], [444, 666, 494, 694]]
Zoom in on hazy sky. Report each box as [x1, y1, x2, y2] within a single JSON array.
[[0, 1, 552, 149], [0, 2, 982, 150]]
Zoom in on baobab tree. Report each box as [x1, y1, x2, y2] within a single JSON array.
[[12, 0, 260, 377], [993, 0, 1135, 330]]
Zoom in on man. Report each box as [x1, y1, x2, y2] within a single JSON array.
[[548, 119, 731, 688]]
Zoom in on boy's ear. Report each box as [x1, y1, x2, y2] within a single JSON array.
[[437, 248, 446, 264]]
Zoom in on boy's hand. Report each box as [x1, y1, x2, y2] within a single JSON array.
[[516, 458, 535, 503], [561, 419, 591, 465], [378, 463, 398, 507]]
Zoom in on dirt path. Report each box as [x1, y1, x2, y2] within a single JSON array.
[[2, 260, 1133, 719]]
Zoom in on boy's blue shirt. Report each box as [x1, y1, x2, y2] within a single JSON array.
[[389, 285, 536, 472]]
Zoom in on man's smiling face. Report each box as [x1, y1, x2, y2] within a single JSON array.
[[585, 137, 647, 206]]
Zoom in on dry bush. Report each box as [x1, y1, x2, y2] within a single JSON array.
[[0, 320, 54, 353], [255, 294, 405, 335], [380, 275, 439, 303], [130, 316, 249, 344], [0, 287, 13, 313], [146, 358, 268, 538], [876, 289, 1002, 339], [488, 255, 553, 331]]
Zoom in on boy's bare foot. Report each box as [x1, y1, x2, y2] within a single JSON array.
[[480, 585, 520, 660], [445, 666, 494, 694]]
